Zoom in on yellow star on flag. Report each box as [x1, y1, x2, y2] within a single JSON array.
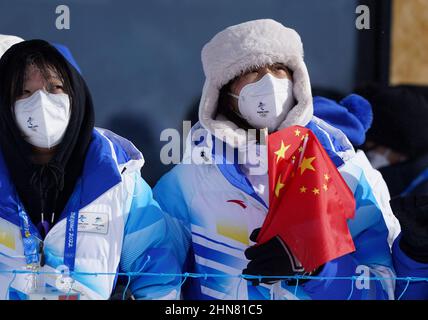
[[312, 188, 320, 195], [300, 186, 307, 193], [294, 129, 301, 136], [299, 156, 316, 175], [323, 184, 328, 191], [298, 146, 304, 153], [274, 141, 291, 163], [324, 173, 330, 181], [275, 174, 285, 197]]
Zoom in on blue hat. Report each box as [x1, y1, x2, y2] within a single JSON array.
[[313, 94, 373, 146], [52, 43, 82, 74]]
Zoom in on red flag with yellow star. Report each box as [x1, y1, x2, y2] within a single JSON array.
[[256, 126, 356, 271]]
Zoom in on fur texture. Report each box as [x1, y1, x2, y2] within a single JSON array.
[[199, 19, 313, 148]]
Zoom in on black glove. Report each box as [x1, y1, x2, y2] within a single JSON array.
[[390, 195, 428, 263], [243, 228, 305, 286]]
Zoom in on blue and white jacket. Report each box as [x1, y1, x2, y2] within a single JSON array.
[[0, 128, 186, 300], [154, 117, 399, 300]]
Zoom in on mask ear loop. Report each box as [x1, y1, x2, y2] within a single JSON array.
[[228, 92, 240, 100], [226, 92, 250, 125]]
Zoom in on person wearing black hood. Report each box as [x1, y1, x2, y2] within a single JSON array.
[[359, 84, 428, 197], [0, 40, 186, 300], [358, 84, 428, 299]]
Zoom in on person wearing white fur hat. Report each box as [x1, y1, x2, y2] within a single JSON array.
[[154, 19, 399, 300]]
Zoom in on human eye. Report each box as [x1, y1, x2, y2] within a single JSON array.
[[48, 82, 64, 93], [16, 88, 32, 100]]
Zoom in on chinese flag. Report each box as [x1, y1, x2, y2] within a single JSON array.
[[256, 126, 356, 271]]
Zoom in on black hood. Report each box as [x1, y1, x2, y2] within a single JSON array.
[[0, 39, 95, 236], [380, 152, 428, 197]]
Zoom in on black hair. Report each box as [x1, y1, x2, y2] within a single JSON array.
[[0, 41, 73, 110]]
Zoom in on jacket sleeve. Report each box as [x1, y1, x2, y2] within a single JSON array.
[[119, 173, 188, 299], [350, 150, 401, 247], [392, 234, 428, 300], [153, 168, 195, 297], [291, 162, 396, 300]]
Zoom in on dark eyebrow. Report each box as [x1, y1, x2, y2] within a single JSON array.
[[239, 66, 258, 77], [45, 74, 64, 84], [272, 62, 286, 67], [48, 77, 63, 83]]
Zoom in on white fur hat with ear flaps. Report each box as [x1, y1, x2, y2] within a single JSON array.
[[198, 19, 313, 148]]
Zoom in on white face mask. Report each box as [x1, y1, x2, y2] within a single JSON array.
[[229, 73, 294, 132], [14, 90, 71, 149]]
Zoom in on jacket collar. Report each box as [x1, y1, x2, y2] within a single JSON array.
[[0, 129, 123, 227], [206, 117, 354, 207]]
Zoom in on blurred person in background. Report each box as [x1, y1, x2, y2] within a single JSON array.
[[358, 84, 428, 299], [358, 84, 428, 197], [313, 94, 401, 247]]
